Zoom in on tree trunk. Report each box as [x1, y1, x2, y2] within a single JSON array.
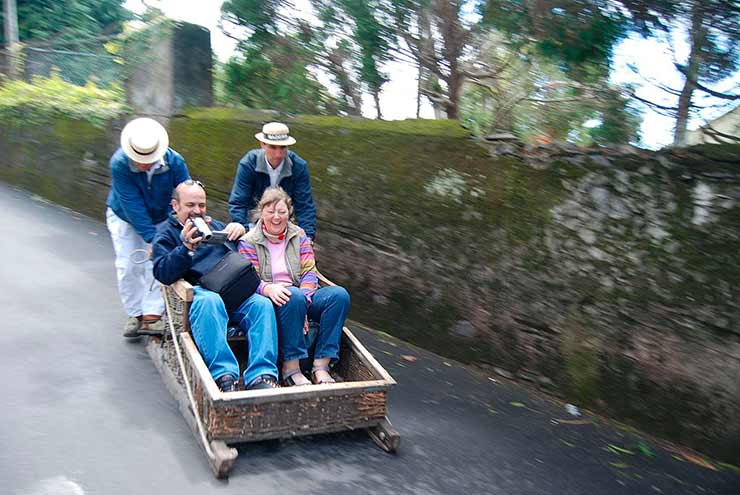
[[373, 89, 382, 119], [416, 63, 422, 119], [674, 2, 706, 146], [432, 0, 467, 121], [445, 60, 461, 120], [3, 0, 20, 79]]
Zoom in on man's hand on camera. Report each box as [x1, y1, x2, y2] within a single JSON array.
[[224, 222, 246, 241], [182, 218, 204, 251]]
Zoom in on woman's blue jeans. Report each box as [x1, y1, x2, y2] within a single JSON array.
[[275, 286, 350, 364], [189, 287, 278, 386]]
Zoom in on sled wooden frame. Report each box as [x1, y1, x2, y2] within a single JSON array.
[[146, 277, 399, 478]]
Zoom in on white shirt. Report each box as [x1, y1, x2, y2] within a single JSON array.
[[145, 158, 165, 184], [265, 154, 284, 187]]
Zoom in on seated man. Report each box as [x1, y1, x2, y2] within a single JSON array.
[[152, 180, 279, 391]]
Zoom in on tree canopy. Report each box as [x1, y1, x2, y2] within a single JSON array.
[[1, 0, 131, 47], [619, 0, 739, 144]]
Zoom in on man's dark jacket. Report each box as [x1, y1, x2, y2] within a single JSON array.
[[152, 215, 231, 286], [228, 149, 317, 239]]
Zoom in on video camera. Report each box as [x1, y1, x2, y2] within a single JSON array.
[[191, 216, 229, 245]]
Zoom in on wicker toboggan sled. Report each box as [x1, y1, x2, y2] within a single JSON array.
[[146, 275, 399, 478]]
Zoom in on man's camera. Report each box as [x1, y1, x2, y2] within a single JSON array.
[[191, 216, 229, 244]]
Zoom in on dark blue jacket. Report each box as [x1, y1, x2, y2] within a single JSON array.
[[228, 149, 317, 239], [106, 148, 190, 243], [152, 215, 231, 286]]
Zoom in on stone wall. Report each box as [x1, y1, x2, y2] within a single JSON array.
[[0, 111, 738, 463]]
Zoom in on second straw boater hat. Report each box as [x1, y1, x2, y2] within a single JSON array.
[[255, 122, 297, 146], [120, 117, 170, 164]]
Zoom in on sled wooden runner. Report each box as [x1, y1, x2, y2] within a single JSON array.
[[146, 278, 399, 478]]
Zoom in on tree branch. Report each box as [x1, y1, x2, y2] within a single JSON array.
[[703, 124, 740, 143], [630, 92, 678, 112], [693, 80, 740, 100]]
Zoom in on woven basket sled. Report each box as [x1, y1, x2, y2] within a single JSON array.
[[146, 278, 399, 478]]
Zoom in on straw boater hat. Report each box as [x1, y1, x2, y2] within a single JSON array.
[[120, 117, 169, 164], [255, 122, 297, 146]]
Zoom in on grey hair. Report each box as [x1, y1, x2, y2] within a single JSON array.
[[250, 187, 294, 223]]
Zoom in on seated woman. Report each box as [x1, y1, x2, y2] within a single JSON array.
[[238, 187, 350, 385]]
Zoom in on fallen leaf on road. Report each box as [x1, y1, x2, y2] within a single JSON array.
[[609, 462, 630, 469], [635, 441, 656, 458], [510, 401, 526, 408], [553, 419, 592, 425], [608, 444, 635, 455], [381, 350, 393, 356], [400, 354, 417, 362], [681, 453, 717, 471], [666, 447, 717, 471], [718, 462, 740, 474]]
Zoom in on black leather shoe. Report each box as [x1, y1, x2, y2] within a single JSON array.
[[216, 374, 238, 392], [246, 375, 279, 390]]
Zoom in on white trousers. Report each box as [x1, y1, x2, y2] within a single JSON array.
[[106, 208, 164, 317]]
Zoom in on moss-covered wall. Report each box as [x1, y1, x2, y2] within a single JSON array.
[[1, 109, 738, 463], [0, 117, 118, 218]]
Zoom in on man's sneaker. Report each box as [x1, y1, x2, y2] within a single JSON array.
[[246, 375, 279, 391], [216, 374, 238, 393], [138, 318, 165, 336], [123, 317, 141, 338]]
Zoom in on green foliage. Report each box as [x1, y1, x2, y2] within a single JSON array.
[[222, 42, 338, 115], [316, 0, 392, 110], [221, 0, 392, 116], [617, 0, 739, 143], [460, 33, 641, 145], [621, 0, 738, 82], [1, 0, 131, 46], [220, 1, 340, 114], [587, 90, 642, 145], [0, 72, 126, 126], [114, 17, 177, 80], [222, 0, 283, 44], [480, 0, 627, 82]]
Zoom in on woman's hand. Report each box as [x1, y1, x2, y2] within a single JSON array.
[[303, 316, 309, 335], [263, 282, 292, 306], [223, 222, 246, 241]]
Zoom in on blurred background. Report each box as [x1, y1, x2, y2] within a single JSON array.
[[2, 0, 738, 148], [1, 0, 738, 465]]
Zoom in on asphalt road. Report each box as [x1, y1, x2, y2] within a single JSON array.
[[1, 181, 738, 495]]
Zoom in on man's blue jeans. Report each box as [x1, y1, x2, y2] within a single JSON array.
[[189, 287, 278, 386], [275, 286, 350, 364]]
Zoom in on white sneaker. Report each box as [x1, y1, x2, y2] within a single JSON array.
[[123, 317, 141, 338]]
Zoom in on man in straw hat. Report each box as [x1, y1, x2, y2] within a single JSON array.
[[228, 122, 317, 240], [106, 117, 190, 338]]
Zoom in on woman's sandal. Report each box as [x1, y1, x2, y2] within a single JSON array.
[[282, 368, 310, 387], [311, 366, 336, 385]]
